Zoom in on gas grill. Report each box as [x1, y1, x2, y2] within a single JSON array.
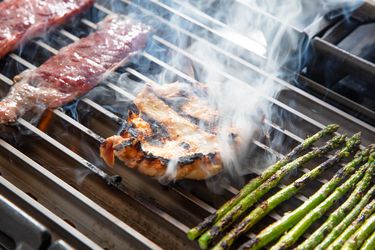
[[0, 0, 374, 249]]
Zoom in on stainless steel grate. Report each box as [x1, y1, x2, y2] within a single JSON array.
[[0, 1, 374, 249]]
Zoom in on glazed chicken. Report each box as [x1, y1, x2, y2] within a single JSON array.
[[100, 82, 224, 180]]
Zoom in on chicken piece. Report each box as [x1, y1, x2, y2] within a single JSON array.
[[100, 83, 222, 180]]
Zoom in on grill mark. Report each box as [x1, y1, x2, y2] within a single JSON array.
[[101, 83, 223, 179], [149, 83, 219, 134]]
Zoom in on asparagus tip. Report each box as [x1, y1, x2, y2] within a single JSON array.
[[327, 124, 340, 131], [344, 133, 361, 150], [187, 230, 197, 240], [198, 235, 210, 249], [351, 132, 361, 140]]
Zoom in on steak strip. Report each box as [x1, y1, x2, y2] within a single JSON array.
[[0, 15, 150, 123], [0, 0, 94, 58]]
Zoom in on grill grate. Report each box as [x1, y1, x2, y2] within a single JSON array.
[[0, 1, 374, 249]]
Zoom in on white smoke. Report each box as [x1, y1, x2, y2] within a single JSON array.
[[114, 0, 363, 181]]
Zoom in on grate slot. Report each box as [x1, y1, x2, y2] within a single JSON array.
[[0, 59, 193, 242], [0, 1, 373, 248], [36, 4, 346, 161], [297, 74, 375, 124], [4, 25, 347, 189], [110, 60, 339, 182], [312, 38, 375, 83], [117, 0, 375, 141], [149, 34, 375, 143], [0, 140, 161, 250], [88, 2, 373, 144], [0, 50, 205, 239]]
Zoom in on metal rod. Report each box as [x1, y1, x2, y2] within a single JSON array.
[[117, 0, 375, 135]]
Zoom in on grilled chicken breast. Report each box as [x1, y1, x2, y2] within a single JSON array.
[[100, 82, 223, 180]]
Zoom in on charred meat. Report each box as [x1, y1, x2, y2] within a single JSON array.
[[0, 15, 150, 123], [0, 0, 94, 58], [100, 82, 223, 180]]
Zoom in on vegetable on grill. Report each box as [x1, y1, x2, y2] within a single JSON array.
[[360, 230, 375, 250], [271, 157, 374, 250], [186, 124, 339, 240], [300, 184, 375, 250], [212, 133, 360, 250], [239, 148, 374, 250], [342, 213, 375, 250], [316, 186, 375, 250], [327, 199, 375, 250], [197, 134, 345, 249]]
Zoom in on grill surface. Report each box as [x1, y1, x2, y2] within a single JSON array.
[[0, 1, 374, 249]]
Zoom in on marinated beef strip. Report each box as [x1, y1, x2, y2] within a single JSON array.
[[0, 0, 94, 58], [0, 15, 150, 124], [100, 84, 223, 180]]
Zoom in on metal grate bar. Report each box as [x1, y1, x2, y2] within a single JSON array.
[[61, 95, 285, 229], [0, 70, 191, 238], [0, 1, 371, 247], [118, 0, 375, 138], [7, 32, 342, 188], [2, 37, 222, 243], [45, 6, 337, 153], [0, 176, 102, 250], [116, 61, 334, 185], [0, 140, 161, 250], [297, 74, 375, 123], [2, 41, 196, 240], [87, 3, 372, 146], [313, 37, 375, 82], [0, 51, 306, 240], [150, 34, 375, 140]]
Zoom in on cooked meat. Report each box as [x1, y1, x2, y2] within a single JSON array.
[[100, 83, 223, 180], [150, 82, 218, 124], [0, 15, 150, 124], [0, 0, 94, 58]]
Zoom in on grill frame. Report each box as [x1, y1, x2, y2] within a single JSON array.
[[0, 1, 374, 249]]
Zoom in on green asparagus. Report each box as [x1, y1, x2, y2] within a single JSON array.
[[327, 199, 375, 250], [342, 213, 375, 250], [212, 133, 360, 250], [298, 181, 375, 250], [360, 230, 375, 250], [271, 160, 374, 250], [187, 124, 339, 240], [239, 148, 374, 250], [317, 186, 375, 250], [197, 134, 345, 249]]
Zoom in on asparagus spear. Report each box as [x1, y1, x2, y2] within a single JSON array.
[[342, 213, 375, 250], [327, 199, 375, 250], [317, 186, 375, 250], [187, 124, 339, 240], [299, 183, 375, 250], [360, 230, 375, 250], [197, 134, 345, 249], [239, 148, 374, 250], [271, 160, 374, 250], [212, 133, 360, 250]]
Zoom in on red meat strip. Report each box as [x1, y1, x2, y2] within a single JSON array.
[[0, 15, 150, 123], [0, 0, 95, 58]]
